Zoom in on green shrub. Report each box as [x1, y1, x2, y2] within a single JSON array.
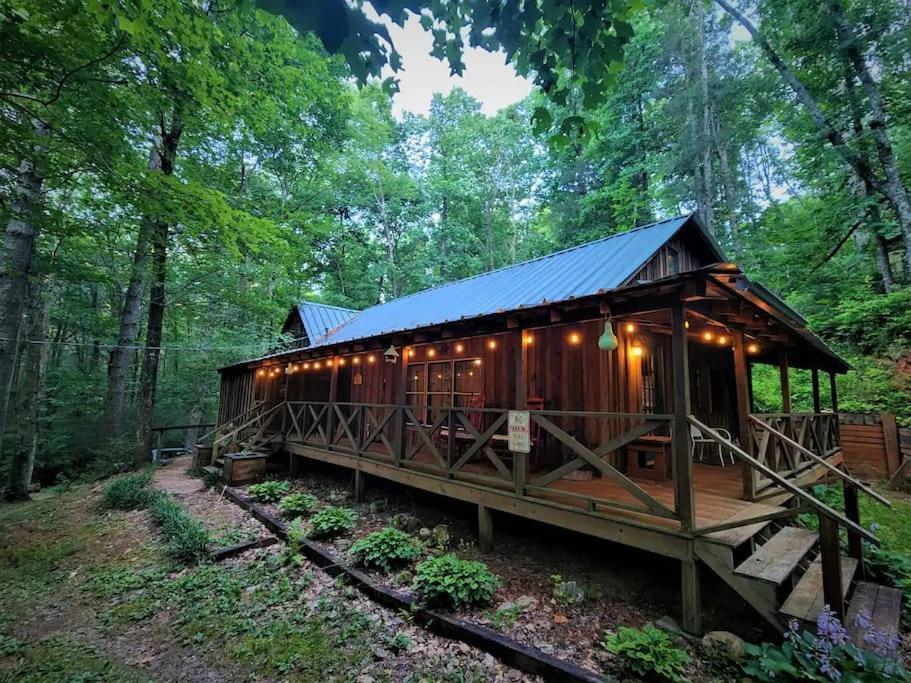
[[602, 625, 690, 682], [743, 608, 907, 682], [307, 506, 357, 539], [278, 492, 318, 519], [551, 573, 602, 606], [248, 480, 290, 502], [148, 493, 211, 563], [349, 527, 420, 573], [412, 554, 498, 609], [101, 470, 154, 510]]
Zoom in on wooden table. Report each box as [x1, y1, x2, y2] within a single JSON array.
[[626, 435, 672, 482]]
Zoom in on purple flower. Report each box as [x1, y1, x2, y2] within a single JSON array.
[[817, 606, 848, 647], [853, 609, 872, 631], [818, 653, 842, 681], [869, 522, 880, 533]]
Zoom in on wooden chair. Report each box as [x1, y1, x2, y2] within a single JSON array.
[[434, 394, 485, 455], [526, 397, 545, 470]]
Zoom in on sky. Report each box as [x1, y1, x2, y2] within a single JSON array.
[[363, 6, 534, 119]]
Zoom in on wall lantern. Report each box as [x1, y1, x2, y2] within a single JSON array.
[[384, 344, 400, 364], [598, 321, 618, 351], [631, 340, 644, 357]]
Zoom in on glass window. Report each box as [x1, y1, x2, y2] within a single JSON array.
[[427, 361, 452, 393]]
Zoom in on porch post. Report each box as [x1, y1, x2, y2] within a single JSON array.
[[811, 368, 822, 413], [828, 371, 839, 413], [514, 329, 528, 410], [327, 356, 339, 448], [394, 346, 410, 465], [778, 350, 792, 413], [732, 330, 755, 500]]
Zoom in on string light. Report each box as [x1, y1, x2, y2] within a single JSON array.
[[338, 357, 346, 366], [303, 362, 310, 370], [524, 334, 534, 345], [473, 358, 482, 366], [367, 354, 376, 364], [717, 335, 728, 345], [631, 341, 643, 357], [455, 343, 464, 353], [685, 321, 690, 329], [703, 331, 714, 342], [625, 323, 635, 333], [747, 343, 760, 354], [427, 348, 436, 358], [568, 332, 581, 345], [257, 368, 265, 376], [487, 339, 497, 350], [353, 357, 360, 365], [407, 349, 415, 358], [313, 361, 321, 369]]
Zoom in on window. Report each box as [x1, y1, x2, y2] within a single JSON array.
[[665, 246, 680, 275], [406, 358, 483, 423], [641, 353, 657, 414]]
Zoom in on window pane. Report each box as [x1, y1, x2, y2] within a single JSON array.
[[407, 365, 425, 393], [427, 361, 452, 393], [454, 359, 482, 395]]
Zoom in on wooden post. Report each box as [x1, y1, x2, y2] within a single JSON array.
[[515, 329, 528, 410], [478, 503, 493, 552], [681, 552, 702, 635], [818, 513, 845, 620], [778, 350, 792, 414], [732, 330, 755, 500], [327, 357, 339, 448], [155, 430, 163, 462], [670, 303, 695, 531], [843, 481, 863, 569], [353, 469, 366, 503], [514, 452, 527, 496], [811, 368, 822, 414], [829, 371, 839, 413], [395, 347, 410, 467], [882, 414, 901, 476]]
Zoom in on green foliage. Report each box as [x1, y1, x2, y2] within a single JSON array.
[[247, 481, 290, 503], [484, 602, 523, 630], [277, 492, 318, 519], [388, 631, 411, 653], [148, 493, 210, 563], [602, 624, 691, 682], [412, 554, 499, 609], [307, 506, 357, 539], [550, 573, 602, 606], [100, 470, 153, 511], [349, 527, 420, 573], [743, 609, 907, 682]]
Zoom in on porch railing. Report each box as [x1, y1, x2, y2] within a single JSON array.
[[280, 401, 681, 527], [747, 413, 841, 493]]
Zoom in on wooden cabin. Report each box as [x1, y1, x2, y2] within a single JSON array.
[[214, 214, 890, 634]]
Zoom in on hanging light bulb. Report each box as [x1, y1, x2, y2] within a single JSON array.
[[598, 321, 618, 351], [631, 340, 644, 357]]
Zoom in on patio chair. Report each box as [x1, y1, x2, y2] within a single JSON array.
[[690, 423, 735, 466]]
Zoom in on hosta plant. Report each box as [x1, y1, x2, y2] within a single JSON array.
[[412, 554, 498, 609], [247, 480, 290, 503], [350, 527, 420, 573], [307, 506, 357, 539], [278, 492, 318, 519], [602, 624, 690, 683]]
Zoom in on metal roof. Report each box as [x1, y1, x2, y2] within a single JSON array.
[[316, 214, 709, 346], [295, 301, 358, 345]]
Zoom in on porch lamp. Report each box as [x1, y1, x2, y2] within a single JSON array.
[[598, 319, 618, 351], [383, 344, 400, 364]]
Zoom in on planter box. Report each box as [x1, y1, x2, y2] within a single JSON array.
[[195, 444, 214, 467], [222, 452, 267, 485]]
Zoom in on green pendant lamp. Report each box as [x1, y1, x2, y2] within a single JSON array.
[[598, 319, 618, 351]]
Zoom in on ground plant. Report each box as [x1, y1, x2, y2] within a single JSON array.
[[743, 608, 907, 682], [248, 481, 290, 503], [278, 492, 318, 519], [100, 470, 154, 510], [148, 493, 211, 563], [307, 506, 357, 539], [349, 527, 420, 573], [412, 554, 499, 609], [602, 624, 690, 682]]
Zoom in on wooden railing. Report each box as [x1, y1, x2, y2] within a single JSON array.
[[748, 413, 840, 492], [280, 401, 680, 526], [690, 415, 880, 619]]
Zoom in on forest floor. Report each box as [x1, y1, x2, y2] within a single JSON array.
[[0, 462, 532, 682]]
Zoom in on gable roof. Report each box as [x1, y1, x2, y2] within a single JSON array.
[[317, 214, 720, 347], [290, 301, 358, 346]]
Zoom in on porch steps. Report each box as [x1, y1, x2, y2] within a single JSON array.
[[734, 527, 818, 585], [780, 556, 859, 623], [846, 582, 902, 647]]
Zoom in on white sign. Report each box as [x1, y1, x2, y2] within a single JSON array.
[[508, 410, 531, 453]]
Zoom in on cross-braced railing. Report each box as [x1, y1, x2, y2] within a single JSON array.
[[748, 413, 841, 491]]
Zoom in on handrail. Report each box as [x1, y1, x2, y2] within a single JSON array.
[[198, 402, 266, 444], [212, 402, 283, 447], [151, 422, 216, 433], [749, 415, 891, 507], [688, 415, 878, 544]]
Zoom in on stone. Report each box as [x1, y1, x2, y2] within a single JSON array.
[[357, 676, 375, 683], [702, 630, 747, 659], [514, 595, 537, 611], [418, 527, 432, 540], [533, 641, 555, 655], [392, 513, 421, 532], [432, 524, 450, 547]]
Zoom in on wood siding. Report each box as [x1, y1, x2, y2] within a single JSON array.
[[627, 234, 714, 284]]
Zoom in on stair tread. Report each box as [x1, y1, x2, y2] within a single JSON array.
[[734, 527, 819, 585], [780, 556, 859, 623], [846, 581, 902, 647], [703, 503, 788, 547]]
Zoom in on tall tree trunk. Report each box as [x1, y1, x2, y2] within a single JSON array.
[[0, 120, 48, 458], [694, 0, 716, 235], [827, 0, 911, 274], [135, 113, 182, 466], [102, 146, 163, 434], [715, 0, 911, 270], [6, 278, 49, 500]]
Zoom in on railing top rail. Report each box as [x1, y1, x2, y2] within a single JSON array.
[[751, 412, 838, 418], [688, 415, 878, 545], [748, 414, 890, 508], [151, 422, 216, 433]]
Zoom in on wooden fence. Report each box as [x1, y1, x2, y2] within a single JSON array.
[[839, 413, 910, 479]]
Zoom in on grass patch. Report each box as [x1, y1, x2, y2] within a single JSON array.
[[100, 470, 155, 511], [148, 493, 211, 563], [0, 635, 147, 682]]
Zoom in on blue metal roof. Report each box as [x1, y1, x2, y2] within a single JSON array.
[[318, 214, 708, 346], [296, 301, 358, 345]]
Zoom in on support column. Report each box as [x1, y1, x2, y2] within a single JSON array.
[[514, 329, 528, 410], [353, 469, 366, 503], [394, 345, 410, 466], [478, 503, 493, 552], [778, 350, 791, 413], [327, 356, 339, 448], [681, 551, 702, 635], [811, 368, 822, 414], [670, 303, 695, 532], [829, 371, 839, 413], [732, 330, 755, 500]]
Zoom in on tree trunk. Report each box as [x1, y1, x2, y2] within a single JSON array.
[[184, 404, 202, 451], [6, 278, 49, 500], [102, 147, 163, 434], [826, 0, 911, 274], [0, 120, 48, 459], [694, 0, 716, 235]]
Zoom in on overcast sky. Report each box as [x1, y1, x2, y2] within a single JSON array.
[[363, 6, 534, 118]]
